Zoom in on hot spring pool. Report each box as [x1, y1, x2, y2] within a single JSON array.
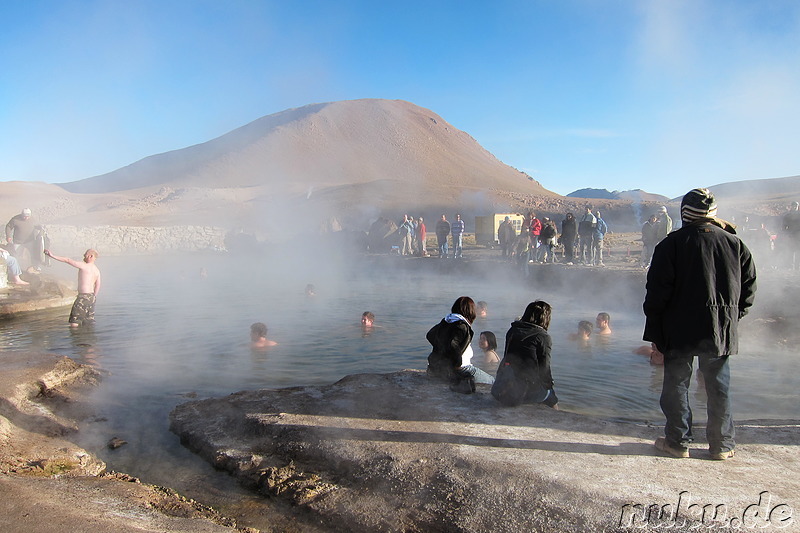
[[2, 253, 796, 523]]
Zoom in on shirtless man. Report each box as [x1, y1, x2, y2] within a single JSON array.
[[250, 322, 278, 348], [596, 312, 612, 335], [44, 248, 101, 327]]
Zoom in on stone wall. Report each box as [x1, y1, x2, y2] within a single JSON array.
[[44, 225, 227, 256]]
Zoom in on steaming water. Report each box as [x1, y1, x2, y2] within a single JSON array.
[[2, 254, 797, 524]]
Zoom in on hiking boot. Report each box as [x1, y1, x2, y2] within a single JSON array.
[[710, 449, 735, 461], [655, 437, 690, 458]]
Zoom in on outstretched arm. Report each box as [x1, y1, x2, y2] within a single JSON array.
[[44, 249, 79, 268]]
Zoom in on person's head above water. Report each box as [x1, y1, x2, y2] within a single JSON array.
[[479, 331, 497, 351], [578, 320, 593, 337], [450, 296, 476, 324], [361, 311, 375, 327], [251, 322, 268, 340], [476, 301, 488, 318], [596, 312, 611, 334], [521, 300, 552, 330], [250, 322, 277, 347]]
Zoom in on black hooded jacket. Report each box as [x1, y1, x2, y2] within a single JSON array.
[[643, 219, 757, 357], [426, 317, 473, 380], [502, 320, 554, 389]]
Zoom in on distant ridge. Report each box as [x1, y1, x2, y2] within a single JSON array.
[[709, 175, 800, 202], [58, 99, 555, 198], [567, 188, 668, 203]]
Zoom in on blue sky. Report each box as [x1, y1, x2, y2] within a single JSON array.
[[2, 0, 800, 198]]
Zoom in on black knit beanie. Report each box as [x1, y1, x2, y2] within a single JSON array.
[[681, 188, 718, 224]]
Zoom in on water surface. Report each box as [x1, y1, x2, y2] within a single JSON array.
[[2, 254, 795, 524]]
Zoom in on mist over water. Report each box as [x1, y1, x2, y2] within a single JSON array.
[[2, 250, 797, 518]]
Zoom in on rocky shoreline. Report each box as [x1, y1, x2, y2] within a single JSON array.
[[2, 351, 797, 532], [169, 370, 799, 532], [0, 352, 255, 533]]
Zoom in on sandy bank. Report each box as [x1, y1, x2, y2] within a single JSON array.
[[0, 352, 254, 533]]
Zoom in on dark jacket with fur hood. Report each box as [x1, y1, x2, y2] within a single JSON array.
[[643, 218, 757, 357]]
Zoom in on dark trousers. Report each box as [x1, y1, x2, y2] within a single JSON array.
[[660, 354, 735, 453], [437, 236, 448, 258], [562, 237, 575, 262]]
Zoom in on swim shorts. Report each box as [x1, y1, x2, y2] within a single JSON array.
[[69, 293, 96, 325]]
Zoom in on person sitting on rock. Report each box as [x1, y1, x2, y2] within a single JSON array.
[[0, 247, 28, 285], [426, 296, 494, 387], [494, 300, 559, 408]]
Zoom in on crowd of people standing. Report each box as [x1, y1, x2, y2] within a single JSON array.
[[497, 206, 609, 267]]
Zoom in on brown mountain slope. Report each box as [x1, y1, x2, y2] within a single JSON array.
[[5, 99, 799, 233], [59, 99, 551, 198]]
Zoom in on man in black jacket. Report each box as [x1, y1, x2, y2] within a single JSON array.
[[644, 188, 757, 461], [435, 214, 451, 259]]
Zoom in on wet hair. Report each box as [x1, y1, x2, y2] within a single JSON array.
[[480, 331, 497, 351], [597, 312, 610, 324], [476, 301, 488, 313], [521, 300, 552, 330], [578, 320, 593, 336], [251, 322, 268, 338], [451, 296, 476, 324], [362, 311, 375, 321]]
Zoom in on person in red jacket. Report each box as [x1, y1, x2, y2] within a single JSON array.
[[415, 217, 427, 256], [529, 213, 542, 262]]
